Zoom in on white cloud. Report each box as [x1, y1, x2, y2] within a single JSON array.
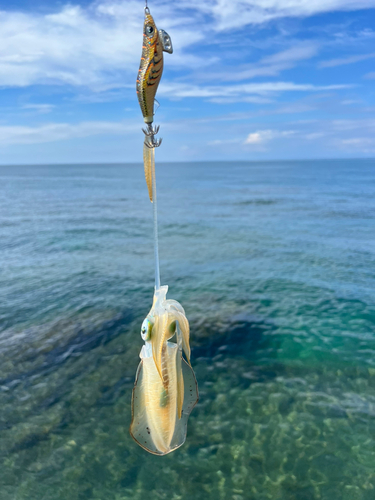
[[364, 72, 375, 79], [184, 0, 375, 31], [319, 52, 375, 68], [245, 131, 267, 144], [159, 81, 352, 99], [244, 129, 295, 144], [0, 0, 371, 91], [0, 2, 205, 90], [0, 121, 135, 146], [0, 5, 136, 89]]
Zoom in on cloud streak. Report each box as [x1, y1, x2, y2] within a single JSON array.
[[160, 81, 353, 99], [0, 121, 135, 146], [0, 2, 204, 90], [22, 104, 55, 113], [184, 0, 375, 30], [218, 44, 319, 81], [319, 52, 375, 68]]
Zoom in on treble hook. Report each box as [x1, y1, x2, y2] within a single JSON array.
[[142, 123, 162, 148]]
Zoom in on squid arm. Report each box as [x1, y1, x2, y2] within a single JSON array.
[[171, 309, 191, 365], [151, 312, 170, 384]]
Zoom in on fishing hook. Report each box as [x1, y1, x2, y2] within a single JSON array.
[[142, 123, 163, 148]]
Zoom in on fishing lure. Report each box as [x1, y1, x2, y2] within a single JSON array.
[[130, 2, 198, 456], [136, 2, 172, 201]]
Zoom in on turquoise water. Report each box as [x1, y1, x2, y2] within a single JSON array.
[[0, 160, 374, 499]]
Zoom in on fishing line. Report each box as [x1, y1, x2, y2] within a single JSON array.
[[151, 148, 161, 290]]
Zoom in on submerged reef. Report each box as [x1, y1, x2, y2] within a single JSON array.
[[0, 300, 375, 500]]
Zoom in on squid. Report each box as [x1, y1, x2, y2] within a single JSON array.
[[130, 2, 198, 456], [130, 286, 198, 455]]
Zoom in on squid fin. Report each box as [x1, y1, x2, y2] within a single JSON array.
[[130, 360, 160, 454], [167, 358, 199, 450], [176, 323, 184, 419]]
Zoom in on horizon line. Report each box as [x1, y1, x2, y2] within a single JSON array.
[[0, 157, 374, 167]]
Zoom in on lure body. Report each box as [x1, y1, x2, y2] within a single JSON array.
[[130, 286, 198, 455], [136, 10, 172, 124]]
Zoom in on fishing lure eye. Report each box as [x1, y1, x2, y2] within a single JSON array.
[[146, 25, 154, 36]]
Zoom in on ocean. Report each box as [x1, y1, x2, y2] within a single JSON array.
[[0, 159, 374, 499]]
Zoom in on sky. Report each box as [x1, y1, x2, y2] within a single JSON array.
[[0, 0, 374, 163]]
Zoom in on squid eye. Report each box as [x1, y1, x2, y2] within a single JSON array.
[[141, 318, 153, 340], [146, 25, 154, 36]]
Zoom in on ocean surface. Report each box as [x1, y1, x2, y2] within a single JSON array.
[[0, 159, 374, 500]]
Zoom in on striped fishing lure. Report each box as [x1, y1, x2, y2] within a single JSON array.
[[136, 7, 172, 127], [136, 5, 172, 200]]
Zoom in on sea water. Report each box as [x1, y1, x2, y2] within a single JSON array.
[[0, 160, 374, 499]]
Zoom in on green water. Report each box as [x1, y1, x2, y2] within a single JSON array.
[[0, 161, 374, 499]]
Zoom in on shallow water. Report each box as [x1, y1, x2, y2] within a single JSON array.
[[0, 159, 374, 499]]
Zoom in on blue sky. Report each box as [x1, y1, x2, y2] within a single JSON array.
[[0, 0, 374, 163]]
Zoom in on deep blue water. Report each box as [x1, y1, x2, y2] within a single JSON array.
[[0, 160, 374, 499]]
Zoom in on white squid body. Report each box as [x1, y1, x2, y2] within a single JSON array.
[[130, 286, 198, 455]]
